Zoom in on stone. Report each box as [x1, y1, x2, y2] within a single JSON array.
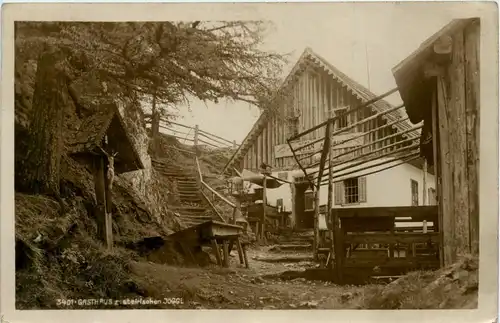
[[341, 292, 353, 302]]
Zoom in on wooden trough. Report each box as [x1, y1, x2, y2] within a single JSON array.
[[167, 220, 249, 268]]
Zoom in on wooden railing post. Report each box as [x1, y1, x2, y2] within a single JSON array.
[[233, 140, 237, 149], [261, 175, 267, 241], [194, 124, 199, 154]]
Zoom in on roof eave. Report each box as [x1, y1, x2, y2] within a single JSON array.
[[392, 18, 478, 113]]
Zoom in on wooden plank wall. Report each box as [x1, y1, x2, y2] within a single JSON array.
[[437, 23, 480, 264], [240, 62, 403, 171]]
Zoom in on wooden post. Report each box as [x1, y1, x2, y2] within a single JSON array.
[[93, 156, 112, 249], [222, 241, 230, 267], [211, 239, 222, 266], [332, 209, 343, 283], [313, 186, 320, 260], [236, 238, 244, 265], [423, 158, 428, 206], [464, 21, 480, 256], [194, 124, 199, 154], [104, 163, 114, 251], [233, 140, 237, 149], [422, 158, 428, 235], [261, 175, 267, 241], [432, 87, 444, 268], [437, 76, 456, 266], [242, 243, 249, 268], [290, 183, 296, 228], [327, 110, 335, 269]]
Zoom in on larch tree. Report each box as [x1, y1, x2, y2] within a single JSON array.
[[15, 21, 288, 195]]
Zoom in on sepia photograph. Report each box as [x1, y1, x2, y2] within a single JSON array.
[[1, 1, 498, 321]]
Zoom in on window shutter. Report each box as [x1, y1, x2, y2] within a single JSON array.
[[334, 182, 344, 205], [358, 176, 367, 203]]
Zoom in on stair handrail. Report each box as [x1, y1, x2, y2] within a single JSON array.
[[195, 155, 237, 223]]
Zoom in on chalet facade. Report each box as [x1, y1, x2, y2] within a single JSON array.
[[225, 48, 420, 173], [227, 48, 436, 229]]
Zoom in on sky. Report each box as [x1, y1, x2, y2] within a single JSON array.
[[166, 2, 489, 144]]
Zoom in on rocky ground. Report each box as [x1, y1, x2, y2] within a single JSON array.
[[126, 245, 479, 310], [127, 245, 369, 310]]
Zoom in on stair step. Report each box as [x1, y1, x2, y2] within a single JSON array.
[[177, 184, 199, 188], [179, 192, 201, 196], [172, 206, 206, 212], [179, 195, 202, 199], [178, 191, 199, 195], [183, 215, 212, 220]]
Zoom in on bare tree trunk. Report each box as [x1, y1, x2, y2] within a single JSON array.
[[149, 91, 162, 156], [22, 49, 68, 198]]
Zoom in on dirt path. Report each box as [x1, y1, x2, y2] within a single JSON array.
[[128, 245, 369, 309]]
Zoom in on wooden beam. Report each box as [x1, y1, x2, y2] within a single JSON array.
[[93, 156, 112, 249], [242, 244, 250, 268], [344, 232, 440, 245], [344, 257, 439, 268], [431, 83, 444, 267], [313, 186, 320, 260], [319, 151, 420, 185], [236, 238, 244, 265], [222, 240, 230, 267], [464, 20, 480, 255], [312, 139, 420, 178], [332, 209, 344, 282], [287, 88, 399, 141], [211, 239, 223, 266], [286, 139, 315, 188], [437, 75, 455, 266], [423, 158, 428, 206], [433, 35, 453, 55], [261, 176, 267, 241], [327, 109, 335, 269], [450, 31, 470, 257], [335, 206, 438, 221]]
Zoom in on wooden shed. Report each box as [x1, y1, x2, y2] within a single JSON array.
[[392, 18, 480, 265]]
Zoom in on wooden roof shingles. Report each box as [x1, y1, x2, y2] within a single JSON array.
[[66, 106, 116, 155], [224, 47, 420, 172], [66, 102, 145, 173]]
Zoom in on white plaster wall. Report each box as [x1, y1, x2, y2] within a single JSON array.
[[259, 158, 436, 211]]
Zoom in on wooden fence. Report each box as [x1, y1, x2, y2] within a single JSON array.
[[328, 206, 441, 284], [145, 117, 239, 151]]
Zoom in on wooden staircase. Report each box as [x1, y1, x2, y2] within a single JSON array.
[[152, 158, 219, 228]]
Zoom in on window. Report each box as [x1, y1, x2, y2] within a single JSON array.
[[411, 180, 419, 206], [334, 107, 348, 129], [294, 175, 312, 183], [428, 188, 437, 205], [304, 190, 314, 210], [335, 177, 367, 205], [344, 178, 359, 204]]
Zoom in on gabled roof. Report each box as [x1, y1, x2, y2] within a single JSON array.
[[67, 102, 145, 174], [223, 48, 419, 173]]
